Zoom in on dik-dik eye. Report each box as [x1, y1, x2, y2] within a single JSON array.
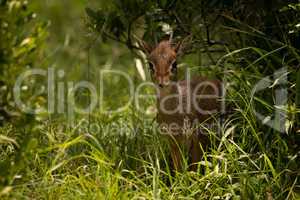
[[149, 62, 155, 73], [171, 61, 177, 73]]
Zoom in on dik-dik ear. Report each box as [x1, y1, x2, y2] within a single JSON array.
[[138, 40, 153, 56], [173, 35, 192, 56], [174, 40, 184, 55]]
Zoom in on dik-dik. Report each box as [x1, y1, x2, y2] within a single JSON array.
[[140, 38, 222, 171]]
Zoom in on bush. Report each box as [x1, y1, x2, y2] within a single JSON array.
[[0, 0, 47, 192], [0, 0, 48, 125]]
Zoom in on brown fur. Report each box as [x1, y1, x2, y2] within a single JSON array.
[[146, 40, 221, 171]]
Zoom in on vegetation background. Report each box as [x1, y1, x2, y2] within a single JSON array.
[[0, 0, 299, 199]]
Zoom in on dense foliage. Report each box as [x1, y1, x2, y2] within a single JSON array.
[[0, 0, 48, 124], [0, 0, 299, 199], [85, 0, 300, 198]]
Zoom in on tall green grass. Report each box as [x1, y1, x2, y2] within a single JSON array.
[[1, 47, 299, 199]]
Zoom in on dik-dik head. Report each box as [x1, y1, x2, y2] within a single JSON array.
[[140, 39, 183, 88]]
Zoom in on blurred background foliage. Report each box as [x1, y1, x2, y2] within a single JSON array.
[[0, 0, 299, 199], [0, 0, 47, 125]]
